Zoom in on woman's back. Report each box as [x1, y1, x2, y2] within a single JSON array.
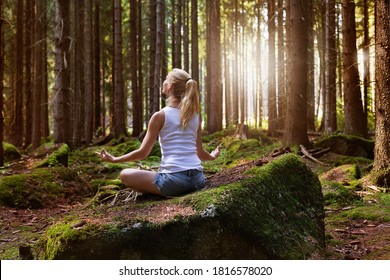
[[159, 106, 201, 173]]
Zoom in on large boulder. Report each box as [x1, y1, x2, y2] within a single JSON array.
[[37, 154, 325, 260]]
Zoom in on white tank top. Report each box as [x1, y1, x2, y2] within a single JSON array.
[[158, 106, 202, 173]]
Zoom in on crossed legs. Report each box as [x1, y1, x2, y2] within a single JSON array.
[[120, 168, 164, 196]]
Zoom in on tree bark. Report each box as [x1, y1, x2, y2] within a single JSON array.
[[0, 0, 4, 166], [206, 0, 222, 133], [283, 0, 310, 146], [267, 0, 278, 137], [53, 0, 72, 146], [373, 0, 390, 171], [85, 0, 94, 144], [342, 0, 367, 137], [32, 0, 44, 149], [130, 0, 142, 137], [73, 0, 85, 147], [113, 0, 126, 138]]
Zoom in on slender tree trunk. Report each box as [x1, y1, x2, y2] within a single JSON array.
[[206, 0, 222, 133], [152, 0, 163, 114], [73, 0, 85, 147], [85, 0, 93, 144], [342, 0, 367, 137], [41, 0, 49, 139], [94, 0, 102, 134], [283, 0, 310, 146], [183, 1, 189, 72], [256, 3, 263, 128], [53, 0, 72, 146], [362, 0, 370, 127], [325, 0, 337, 132], [13, 0, 24, 147], [277, 0, 286, 130], [130, 0, 142, 137], [32, 0, 44, 149], [24, 0, 33, 147], [307, 0, 315, 131], [137, 0, 143, 130], [113, 0, 126, 138], [373, 0, 390, 173], [148, 0, 156, 118], [0, 0, 4, 166], [191, 0, 199, 85], [232, 0, 239, 125], [267, 0, 277, 137]]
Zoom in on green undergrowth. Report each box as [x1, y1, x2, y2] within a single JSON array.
[[0, 167, 93, 209]]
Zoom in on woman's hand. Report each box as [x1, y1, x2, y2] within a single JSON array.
[[96, 149, 115, 163], [210, 146, 221, 159]]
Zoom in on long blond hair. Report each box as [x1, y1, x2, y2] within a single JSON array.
[[169, 68, 200, 128]]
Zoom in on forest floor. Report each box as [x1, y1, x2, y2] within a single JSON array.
[[1, 137, 390, 260]]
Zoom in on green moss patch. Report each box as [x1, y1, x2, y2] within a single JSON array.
[[36, 144, 69, 167], [3, 142, 22, 162], [314, 134, 374, 159], [0, 167, 93, 209]]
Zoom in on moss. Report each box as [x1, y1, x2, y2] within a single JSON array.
[[224, 138, 277, 164], [37, 153, 325, 260], [0, 167, 93, 209], [36, 144, 69, 167], [314, 134, 374, 159], [341, 205, 390, 222], [3, 142, 22, 162], [322, 182, 361, 207]]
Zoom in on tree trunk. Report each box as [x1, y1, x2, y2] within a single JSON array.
[[277, 0, 286, 130], [130, 0, 142, 137], [206, 0, 222, 133], [256, 3, 263, 128], [373, 0, 390, 171], [85, 0, 94, 144], [32, 0, 44, 149], [342, 0, 367, 137], [41, 0, 49, 139], [362, 0, 371, 127], [283, 0, 310, 146], [24, 0, 33, 148], [113, 0, 126, 138], [14, 0, 24, 147], [191, 0, 199, 85], [307, 0, 315, 131], [148, 0, 156, 118], [0, 0, 4, 166], [267, 0, 278, 137], [53, 0, 72, 146], [94, 0, 102, 134], [73, 0, 85, 147], [152, 0, 163, 114], [325, 0, 337, 132]]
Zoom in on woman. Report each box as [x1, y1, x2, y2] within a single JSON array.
[[97, 68, 220, 197]]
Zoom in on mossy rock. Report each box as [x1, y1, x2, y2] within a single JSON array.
[[0, 167, 93, 209], [224, 139, 267, 162], [320, 164, 361, 183], [320, 164, 362, 207], [37, 154, 325, 260], [314, 134, 374, 159], [36, 144, 69, 167], [3, 142, 22, 162]]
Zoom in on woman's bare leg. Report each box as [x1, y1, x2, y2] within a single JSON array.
[[120, 169, 164, 196]]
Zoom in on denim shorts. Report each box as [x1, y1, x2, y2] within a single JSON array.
[[154, 169, 206, 197]]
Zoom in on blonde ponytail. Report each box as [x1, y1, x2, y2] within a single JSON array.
[[168, 68, 200, 129], [180, 79, 200, 128]]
